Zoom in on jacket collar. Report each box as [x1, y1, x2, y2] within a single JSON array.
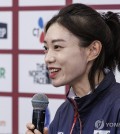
[[67, 71, 116, 115]]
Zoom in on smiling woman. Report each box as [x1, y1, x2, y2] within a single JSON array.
[[44, 23, 89, 89], [26, 3, 120, 134]]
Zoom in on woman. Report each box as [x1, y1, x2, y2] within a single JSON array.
[[26, 3, 120, 134]]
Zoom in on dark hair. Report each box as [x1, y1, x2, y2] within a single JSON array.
[[45, 3, 120, 90]]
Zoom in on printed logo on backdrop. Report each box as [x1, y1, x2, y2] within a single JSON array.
[[33, 17, 44, 44], [0, 23, 7, 39], [0, 120, 6, 126], [0, 67, 5, 78], [29, 63, 51, 84]]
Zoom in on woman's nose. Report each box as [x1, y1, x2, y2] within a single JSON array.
[[45, 50, 56, 64]]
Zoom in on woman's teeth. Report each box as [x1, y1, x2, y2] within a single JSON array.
[[50, 69, 59, 73]]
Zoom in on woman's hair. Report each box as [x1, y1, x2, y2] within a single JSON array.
[[45, 3, 120, 90]]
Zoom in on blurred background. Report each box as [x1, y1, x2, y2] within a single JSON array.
[[0, 0, 120, 134]]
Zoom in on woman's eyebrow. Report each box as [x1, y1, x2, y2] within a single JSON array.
[[43, 39, 65, 44], [51, 39, 65, 43]]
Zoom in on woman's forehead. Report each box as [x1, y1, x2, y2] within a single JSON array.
[[44, 23, 78, 43]]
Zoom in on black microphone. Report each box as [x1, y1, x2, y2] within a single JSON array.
[[31, 93, 49, 133]]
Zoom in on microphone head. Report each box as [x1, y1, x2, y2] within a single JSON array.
[[31, 93, 49, 110]]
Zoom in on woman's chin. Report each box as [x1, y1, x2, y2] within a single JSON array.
[[52, 81, 64, 87], [52, 83, 62, 87]]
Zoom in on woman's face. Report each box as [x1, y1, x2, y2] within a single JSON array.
[[44, 23, 89, 87]]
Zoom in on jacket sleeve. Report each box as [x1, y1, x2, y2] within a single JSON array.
[[48, 106, 61, 134], [48, 100, 74, 134]]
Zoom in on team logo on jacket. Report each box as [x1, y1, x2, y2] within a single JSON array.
[[57, 132, 64, 134]]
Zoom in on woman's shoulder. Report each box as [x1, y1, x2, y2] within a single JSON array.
[[110, 82, 120, 96], [56, 99, 73, 113], [109, 82, 120, 112], [49, 99, 74, 132]]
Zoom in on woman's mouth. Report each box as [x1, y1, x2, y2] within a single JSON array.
[[48, 68, 61, 79]]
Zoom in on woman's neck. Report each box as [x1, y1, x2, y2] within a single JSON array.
[[71, 71, 105, 97]]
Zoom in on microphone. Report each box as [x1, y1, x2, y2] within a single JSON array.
[[31, 93, 49, 133]]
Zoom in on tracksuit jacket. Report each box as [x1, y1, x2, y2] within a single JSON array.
[[48, 71, 120, 134]]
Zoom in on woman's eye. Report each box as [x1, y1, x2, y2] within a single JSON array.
[[43, 46, 48, 53], [43, 46, 48, 50], [54, 45, 62, 50]]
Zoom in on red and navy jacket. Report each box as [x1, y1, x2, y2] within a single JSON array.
[[48, 71, 120, 134]]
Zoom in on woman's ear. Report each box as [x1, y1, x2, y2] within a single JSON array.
[[87, 40, 102, 62]]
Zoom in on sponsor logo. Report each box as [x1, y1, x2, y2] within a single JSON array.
[[33, 17, 44, 43], [58, 132, 64, 134], [29, 63, 51, 84], [0, 23, 7, 39], [0, 120, 6, 126], [0, 67, 5, 78]]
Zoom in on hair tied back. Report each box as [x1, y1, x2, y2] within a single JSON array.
[[100, 11, 120, 23]]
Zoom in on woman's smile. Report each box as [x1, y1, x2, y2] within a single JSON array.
[[48, 67, 61, 79]]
